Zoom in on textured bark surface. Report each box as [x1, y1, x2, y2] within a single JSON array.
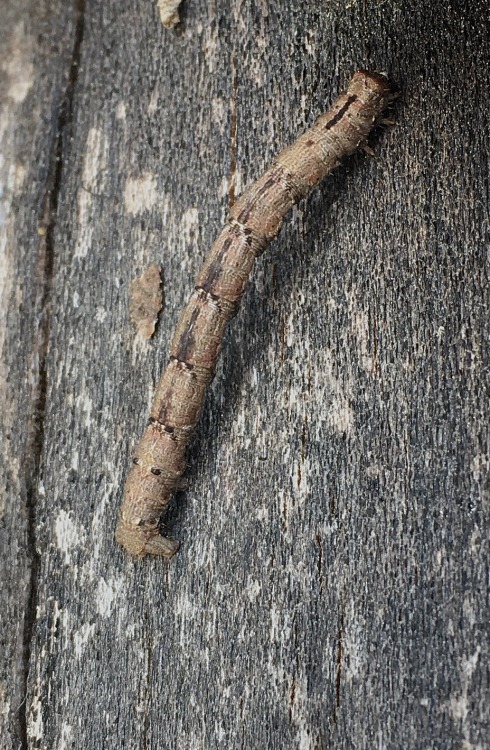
[[1, 1, 489, 749], [117, 71, 393, 558]]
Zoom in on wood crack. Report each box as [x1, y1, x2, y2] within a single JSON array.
[[18, 2, 86, 748], [228, 55, 239, 208], [332, 607, 345, 725]]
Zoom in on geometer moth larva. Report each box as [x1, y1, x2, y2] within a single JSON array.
[[116, 70, 394, 557]]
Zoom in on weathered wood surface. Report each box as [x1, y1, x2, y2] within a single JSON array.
[[1, 1, 488, 748]]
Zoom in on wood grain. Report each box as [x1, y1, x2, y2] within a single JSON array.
[[1, 1, 488, 749]]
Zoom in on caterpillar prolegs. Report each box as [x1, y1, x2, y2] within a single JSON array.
[[116, 70, 394, 557]]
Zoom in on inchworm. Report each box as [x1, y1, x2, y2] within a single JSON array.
[[116, 70, 394, 557]]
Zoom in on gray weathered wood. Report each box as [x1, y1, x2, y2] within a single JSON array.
[[0, 2, 82, 747], [1, 1, 489, 748]]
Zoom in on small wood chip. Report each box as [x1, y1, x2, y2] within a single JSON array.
[[157, 0, 182, 28], [129, 264, 163, 340]]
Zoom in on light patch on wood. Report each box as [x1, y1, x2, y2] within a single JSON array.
[[249, 56, 265, 88], [2, 22, 34, 103], [219, 174, 229, 198], [446, 648, 481, 744], [0, 455, 19, 520], [266, 621, 314, 746], [463, 596, 476, 627], [94, 305, 108, 323], [328, 393, 355, 435], [471, 450, 489, 482], [124, 172, 159, 215], [366, 463, 381, 478], [287, 667, 314, 750], [0, 154, 27, 377], [233, 166, 244, 198], [303, 33, 315, 56], [0, 681, 9, 721], [255, 505, 268, 521], [220, 164, 244, 205], [291, 453, 311, 499], [181, 206, 199, 244], [73, 623, 96, 658], [130, 264, 163, 339], [269, 603, 292, 643], [315, 348, 355, 436], [115, 101, 127, 120], [130, 326, 155, 365], [54, 509, 86, 565], [125, 623, 137, 638], [346, 288, 374, 372], [203, 29, 219, 73], [211, 96, 227, 133], [244, 577, 262, 601], [75, 390, 94, 428], [148, 88, 159, 114], [28, 682, 44, 743], [59, 722, 74, 750], [342, 616, 367, 681], [88, 483, 112, 571], [96, 575, 125, 618], [157, 0, 182, 28], [74, 127, 108, 258], [258, 0, 269, 17]]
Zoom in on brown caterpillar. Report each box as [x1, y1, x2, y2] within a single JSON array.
[[116, 70, 394, 557]]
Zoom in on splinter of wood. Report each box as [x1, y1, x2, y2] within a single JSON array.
[[116, 70, 394, 557], [129, 264, 163, 340], [157, 0, 182, 28]]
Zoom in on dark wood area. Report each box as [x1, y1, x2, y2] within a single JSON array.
[[1, 1, 488, 748]]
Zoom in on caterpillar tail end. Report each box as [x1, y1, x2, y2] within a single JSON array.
[[115, 518, 180, 558]]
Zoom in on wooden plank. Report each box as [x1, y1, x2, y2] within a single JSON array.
[[1, 0, 488, 748], [0, 2, 82, 748]]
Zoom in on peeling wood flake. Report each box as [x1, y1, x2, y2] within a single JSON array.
[[129, 264, 163, 339], [157, 0, 182, 28], [116, 70, 395, 558]]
